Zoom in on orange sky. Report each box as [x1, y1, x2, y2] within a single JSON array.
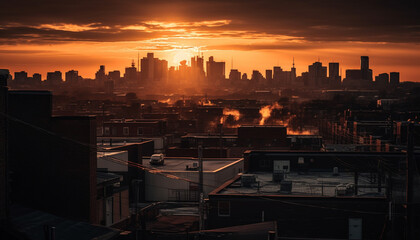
[[2, 32, 419, 82]]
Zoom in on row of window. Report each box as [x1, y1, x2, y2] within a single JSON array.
[[99, 127, 144, 136]]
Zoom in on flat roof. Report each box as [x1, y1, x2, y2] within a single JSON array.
[[142, 157, 242, 172], [218, 171, 386, 198]]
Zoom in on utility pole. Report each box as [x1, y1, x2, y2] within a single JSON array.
[[132, 179, 141, 240], [405, 122, 414, 239], [198, 144, 204, 231]]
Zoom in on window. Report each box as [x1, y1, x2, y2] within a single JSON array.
[[218, 201, 230, 216], [123, 127, 129, 136], [104, 127, 110, 135], [137, 127, 143, 136]]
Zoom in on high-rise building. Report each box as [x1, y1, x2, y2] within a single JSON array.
[[375, 73, 389, 89], [229, 69, 241, 82], [361, 56, 369, 70], [266, 70, 273, 81], [308, 62, 327, 87], [65, 70, 79, 85], [343, 56, 373, 89], [46, 71, 62, 86], [206, 56, 225, 85], [125, 61, 138, 86], [328, 62, 341, 88], [95, 65, 106, 82], [390, 72, 400, 87], [32, 73, 42, 85], [141, 53, 168, 85], [14, 71, 27, 85]]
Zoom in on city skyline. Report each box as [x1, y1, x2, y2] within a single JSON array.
[[1, 0, 420, 81]]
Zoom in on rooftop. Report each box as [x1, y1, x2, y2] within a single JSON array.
[[217, 171, 386, 198], [141, 157, 242, 172]]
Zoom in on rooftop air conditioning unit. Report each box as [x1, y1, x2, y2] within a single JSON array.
[[241, 174, 256, 187], [280, 181, 292, 193]]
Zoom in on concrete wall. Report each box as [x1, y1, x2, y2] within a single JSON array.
[[98, 151, 129, 172], [145, 160, 243, 201]]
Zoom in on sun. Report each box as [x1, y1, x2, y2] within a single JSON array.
[[171, 49, 194, 67]]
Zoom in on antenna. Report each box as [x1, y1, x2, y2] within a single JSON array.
[[137, 51, 140, 71], [292, 57, 295, 68]]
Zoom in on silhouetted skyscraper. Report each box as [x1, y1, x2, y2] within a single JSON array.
[[65, 70, 79, 85], [390, 72, 400, 87], [375, 73, 389, 89], [308, 62, 327, 87], [46, 71, 62, 86], [266, 70, 273, 81], [229, 69, 241, 82], [14, 71, 27, 85], [206, 56, 225, 86], [328, 62, 341, 88], [361, 56, 369, 70]]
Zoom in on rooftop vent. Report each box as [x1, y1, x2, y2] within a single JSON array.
[[241, 174, 256, 187]]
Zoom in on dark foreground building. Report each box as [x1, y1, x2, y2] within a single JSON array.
[[207, 150, 420, 239]]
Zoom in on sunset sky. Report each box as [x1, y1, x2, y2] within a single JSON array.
[[1, 0, 419, 81]]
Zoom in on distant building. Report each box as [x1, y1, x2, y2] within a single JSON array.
[[308, 62, 327, 87], [46, 71, 63, 86], [390, 72, 400, 87], [95, 65, 106, 82], [207, 150, 409, 239], [65, 70, 79, 85], [32, 73, 42, 85], [229, 69, 241, 83], [328, 62, 341, 88], [206, 56, 225, 86], [375, 73, 389, 89], [343, 56, 373, 88], [191, 56, 205, 84], [14, 71, 27, 85], [124, 61, 138, 86], [141, 53, 168, 85]]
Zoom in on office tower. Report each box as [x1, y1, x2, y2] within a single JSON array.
[[241, 73, 248, 81], [46, 71, 62, 86], [343, 56, 373, 89], [328, 62, 341, 88], [125, 61, 138, 86], [108, 71, 120, 82], [32, 73, 42, 85], [375, 73, 389, 90], [390, 72, 400, 87], [229, 69, 241, 82], [361, 56, 369, 70], [14, 71, 28, 85], [266, 70, 273, 81], [95, 65, 106, 82], [141, 53, 167, 85], [308, 62, 327, 87], [206, 56, 225, 85], [65, 70, 79, 85]]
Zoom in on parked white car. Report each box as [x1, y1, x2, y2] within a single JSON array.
[[150, 153, 165, 165]]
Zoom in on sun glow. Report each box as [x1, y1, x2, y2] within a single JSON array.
[[171, 49, 194, 67]]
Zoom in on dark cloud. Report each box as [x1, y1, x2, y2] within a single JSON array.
[[0, 0, 419, 44]]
